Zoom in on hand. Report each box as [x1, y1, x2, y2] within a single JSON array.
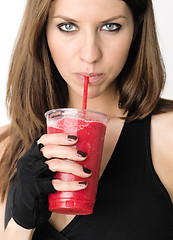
[[12, 140, 55, 229], [38, 133, 92, 191], [12, 134, 91, 229]]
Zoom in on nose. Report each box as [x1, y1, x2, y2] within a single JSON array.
[[80, 31, 102, 64]]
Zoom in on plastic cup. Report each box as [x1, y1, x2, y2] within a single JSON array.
[[45, 108, 110, 215]]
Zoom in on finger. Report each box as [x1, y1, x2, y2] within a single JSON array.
[[37, 178, 56, 194], [45, 159, 92, 178], [52, 179, 88, 191], [37, 133, 78, 146], [41, 145, 87, 161]]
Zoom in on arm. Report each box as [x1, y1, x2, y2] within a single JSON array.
[[0, 127, 34, 240], [0, 129, 91, 239], [151, 111, 173, 202], [1, 219, 34, 240], [0, 199, 7, 238]]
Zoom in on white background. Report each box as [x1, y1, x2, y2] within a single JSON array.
[[0, 0, 173, 126]]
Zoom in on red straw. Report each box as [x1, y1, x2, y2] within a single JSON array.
[[82, 76, 89, 109]]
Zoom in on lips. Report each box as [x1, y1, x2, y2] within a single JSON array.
[[75, 73, 104, 83]]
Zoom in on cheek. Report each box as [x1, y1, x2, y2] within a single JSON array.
[[48, 40, 62, 65], [47, 35, 75, 83], [108, 37, 132, 70], [118, 42, 131, 65], [47, 33, 70, 67]]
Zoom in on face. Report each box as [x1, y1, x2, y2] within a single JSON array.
[[46, 0, 134, 101]]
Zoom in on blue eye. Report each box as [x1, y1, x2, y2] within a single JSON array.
[[57, 22, 78, 32], [101, 23, 122, 32]]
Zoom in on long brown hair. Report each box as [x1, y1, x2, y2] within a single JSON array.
[[0, 0, 173, 201]]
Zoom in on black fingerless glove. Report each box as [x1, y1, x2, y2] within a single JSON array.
[[12, 140, 56, 229]]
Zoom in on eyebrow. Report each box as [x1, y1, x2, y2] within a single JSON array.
[[100, 15, 127, 24], [53, 15, 127, 23]]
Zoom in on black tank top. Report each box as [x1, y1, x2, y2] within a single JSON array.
[[5, 115, 173, 239]]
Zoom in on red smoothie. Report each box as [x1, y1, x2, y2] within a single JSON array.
[[46, 109, 109, 215]]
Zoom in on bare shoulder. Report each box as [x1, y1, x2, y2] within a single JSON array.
[[0, 125, 10, 139], [0, 126, 9, 233], [0, 125, 9, 132], [151, 111, 173, 151], [0, 125, 10, 161], [0, 198, 7, 234], [151, 111, 173, 202]]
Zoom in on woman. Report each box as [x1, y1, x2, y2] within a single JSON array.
[[0, 0, 173, 239]]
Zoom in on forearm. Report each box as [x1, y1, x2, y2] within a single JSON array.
[[1, 218, 34, 240]]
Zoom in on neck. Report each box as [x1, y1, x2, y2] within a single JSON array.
[[67, 84, 124, 119]]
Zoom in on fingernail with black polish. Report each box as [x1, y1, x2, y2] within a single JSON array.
[[68, 135, 78, 142], [38, 143, 44, 150], [77, 151, 87, 158], [83, 167, 92, 174], [78, 181, 87, 187]]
